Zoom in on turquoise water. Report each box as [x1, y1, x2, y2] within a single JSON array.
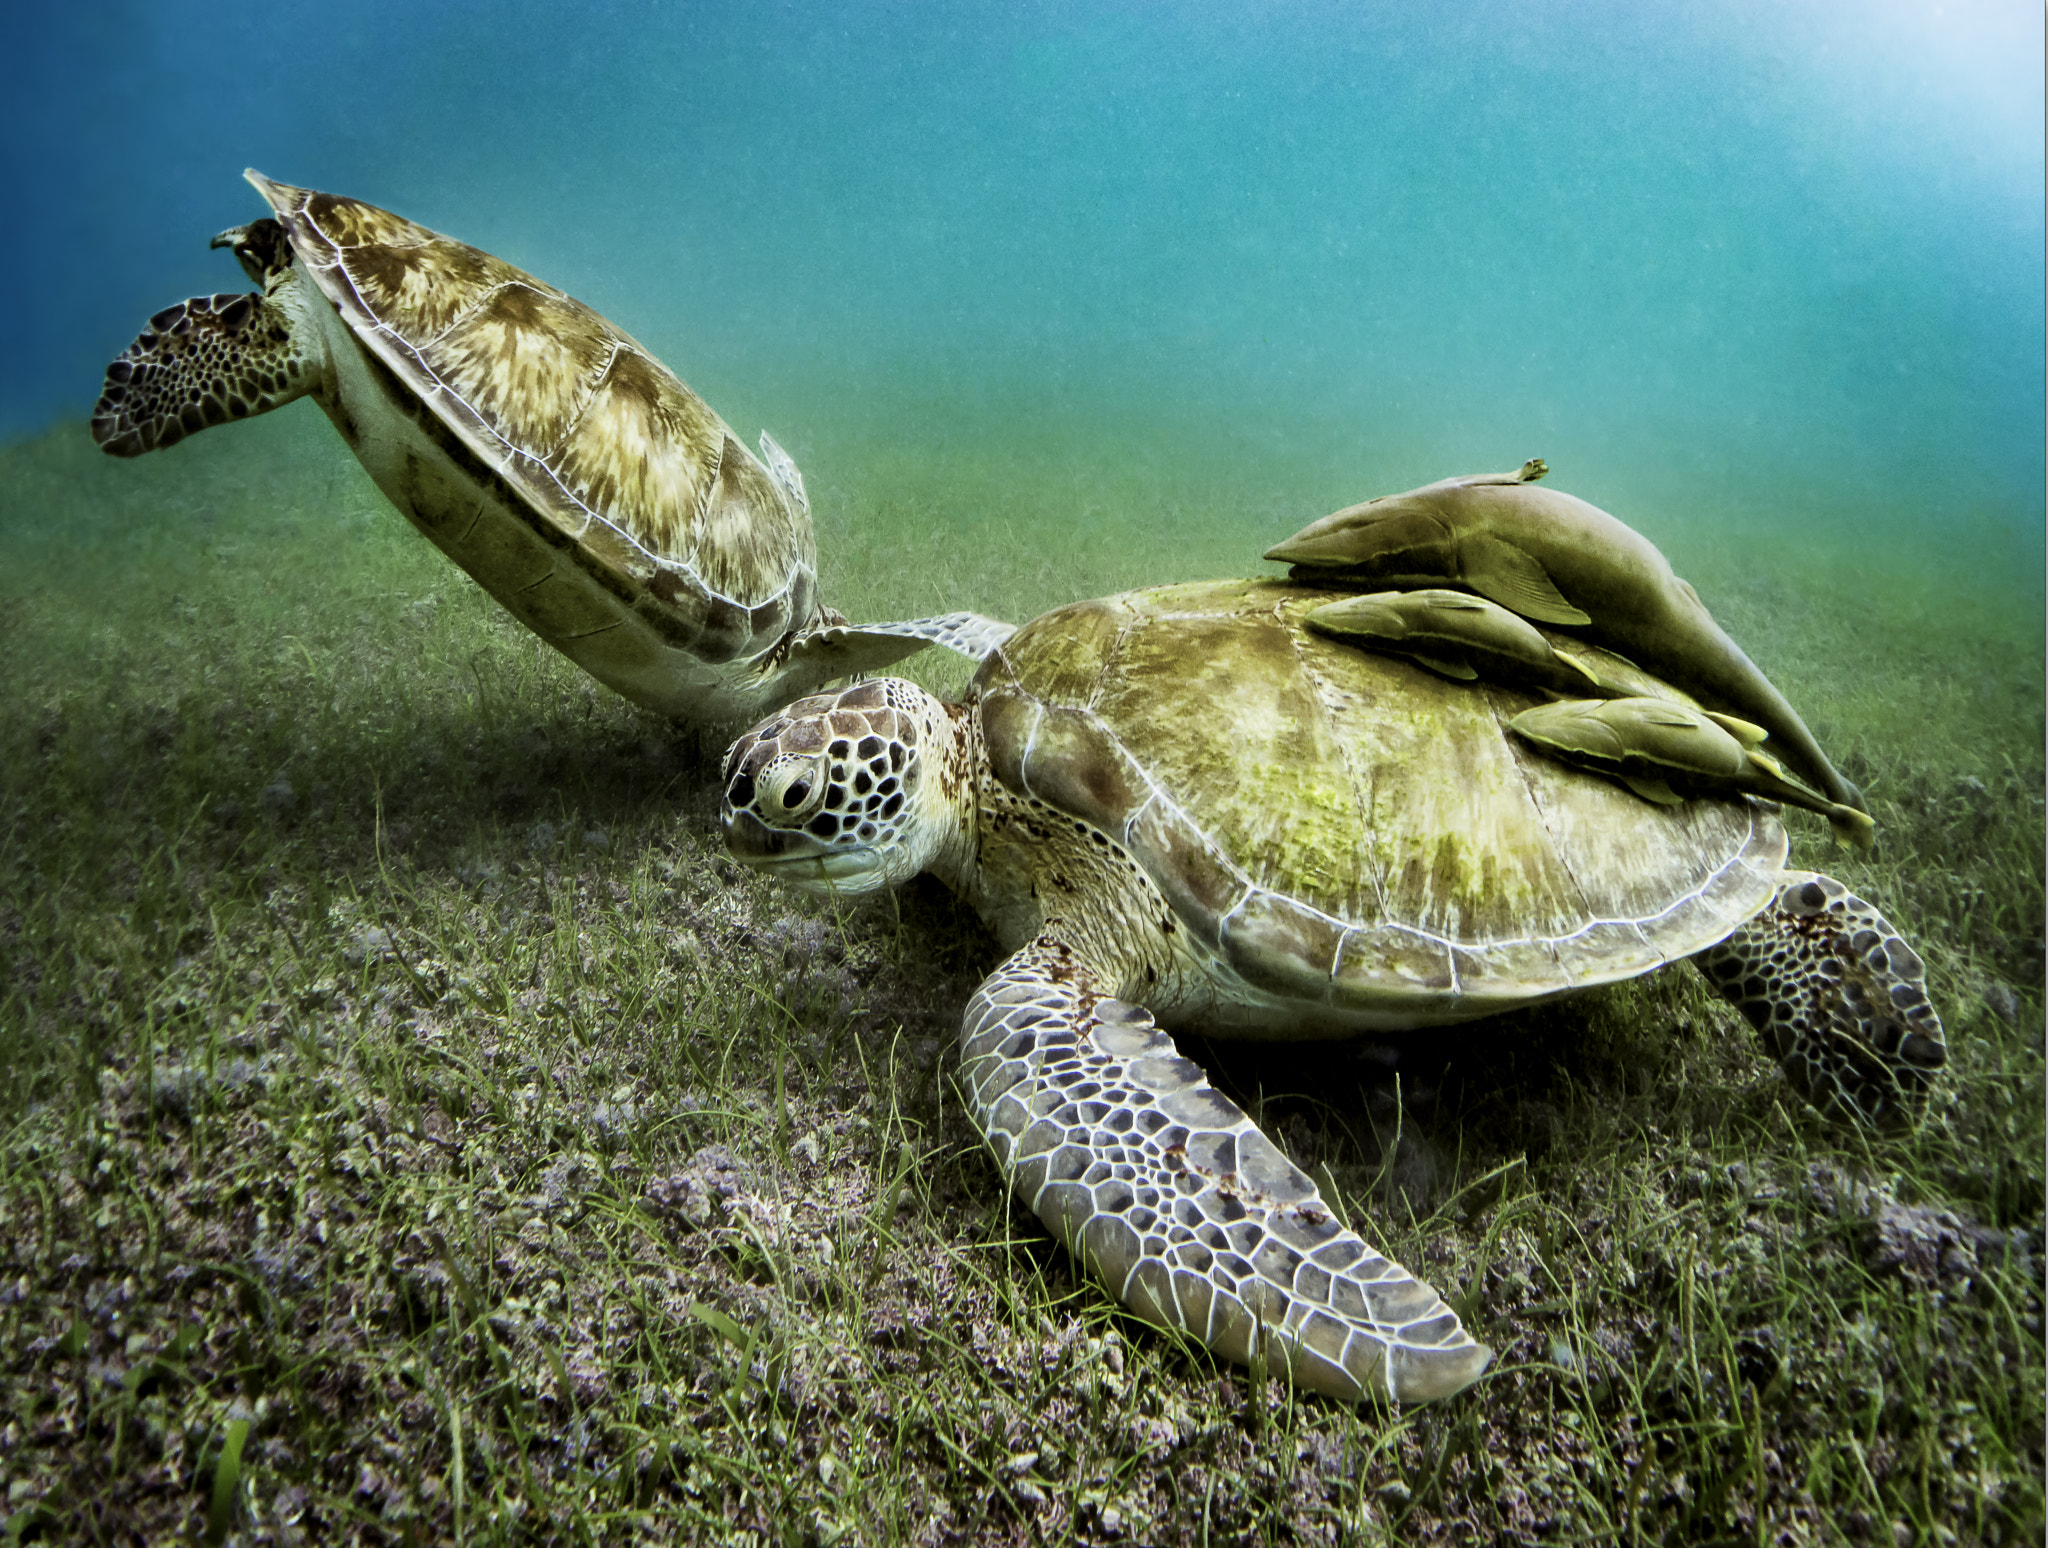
[[2, 2, 2041, 572]]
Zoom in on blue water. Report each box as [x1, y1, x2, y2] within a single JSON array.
[[3, 0, 2041, 545]]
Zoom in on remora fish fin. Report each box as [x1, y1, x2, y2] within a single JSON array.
[[1460, 534, 1592, 626], [1706, 713, 1770, 747], [1413, 653, 1480, 681], [1828, 806, 1877, 850], [1550, 647, 1612, 692], [1621, 773, 1684, 806]]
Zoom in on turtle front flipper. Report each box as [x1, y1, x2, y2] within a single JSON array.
[[92, 290, 324, 457], [1693, 872, 1947, 1127], [959, 937, 1492, 1404], [773, 610, 1017, 693]]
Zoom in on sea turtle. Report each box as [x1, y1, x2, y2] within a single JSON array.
[[90, 170, 1009, 723], [717, 577, 1946, 1404], [1265, 461, 1867, 815]]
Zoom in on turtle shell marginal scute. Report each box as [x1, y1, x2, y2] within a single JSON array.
[[299, 190, 436, 256], [249, 173, 810, 619], [1221, 892, 1347, 999], [975, 579, 1788, 1012], [977, 688, 1040, 798], [1123, 795, 1243, 949]]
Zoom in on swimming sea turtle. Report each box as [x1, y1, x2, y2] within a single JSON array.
[[1265, 462, 1867, 815], [717, 577, 1946, 1404], [90, 170, 1009, 723]]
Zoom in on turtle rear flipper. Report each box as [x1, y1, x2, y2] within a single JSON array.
[[92, 290, 323, 457], [1694, 872, 1946, 1127], [959, 937, 1493, 1405]]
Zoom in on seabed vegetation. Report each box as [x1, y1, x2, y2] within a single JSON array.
[[0, 412, 2041, 1544]]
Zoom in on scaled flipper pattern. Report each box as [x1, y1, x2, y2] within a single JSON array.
[[883, 611, 1017, 660], [958, 938, 1492, 1404], [92, 292, 320, 456], [1694, 871, 1946, 1127], [782, 611, 1018, 679]]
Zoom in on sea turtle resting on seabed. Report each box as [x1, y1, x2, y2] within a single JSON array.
[[91, 171, 1010, 723], [717, 573, 1946, 1405]]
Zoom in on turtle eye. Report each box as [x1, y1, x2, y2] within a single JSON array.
[[759, 755, 829, 824]]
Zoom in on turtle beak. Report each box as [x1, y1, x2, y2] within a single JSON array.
[[720, 807, 886, 891], [211, 220, 288, 285], [720, 806, 811, 863]]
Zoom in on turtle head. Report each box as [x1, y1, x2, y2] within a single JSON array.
[[211, 219, 293, 287], [719, 678, 968, 893]]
